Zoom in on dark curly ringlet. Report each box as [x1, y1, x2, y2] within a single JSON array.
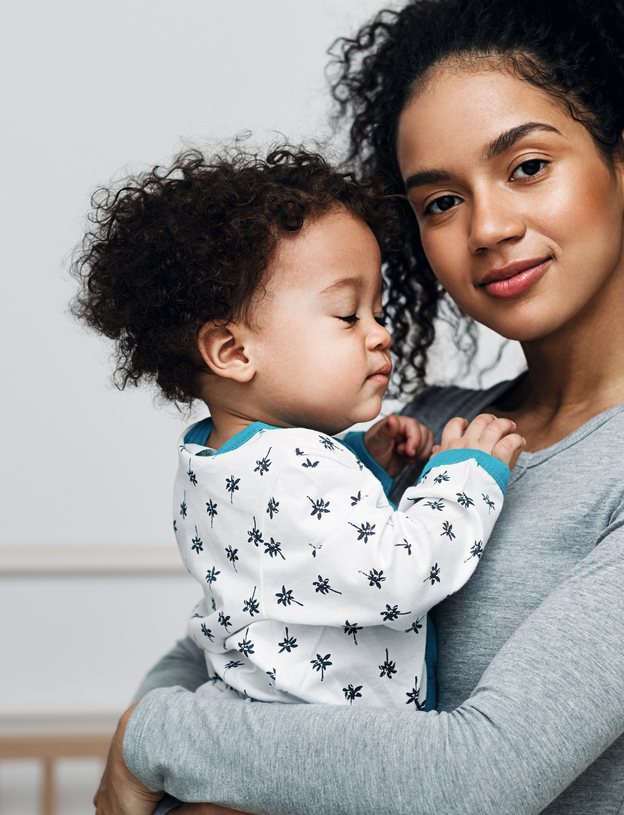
[[329, 0, 624, 392], [71, 147, 401, 406]]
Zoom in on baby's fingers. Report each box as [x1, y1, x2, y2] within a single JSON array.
[[475, 416, 518, 453], [383, 414, 401, 441], [491, 432, 526, 466], [440, 416, 468, 449], [411, 424, 435, 460], [393, 415, 428, 457]]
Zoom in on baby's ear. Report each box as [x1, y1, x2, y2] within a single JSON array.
[[197, 322, 256, 382]]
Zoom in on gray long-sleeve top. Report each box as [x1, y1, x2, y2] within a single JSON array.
[[125, 380, 624, 814]]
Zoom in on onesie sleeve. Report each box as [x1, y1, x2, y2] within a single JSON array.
[[254, 442, 507, 629], [124, 513, 624, 814]]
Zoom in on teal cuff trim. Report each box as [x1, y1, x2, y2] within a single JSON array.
[[342, 431, 394, 498], [419, 448, 510, 494], [184, 420, 278, 455]]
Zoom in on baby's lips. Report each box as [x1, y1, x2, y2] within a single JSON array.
[[370, 363, 393, 378]]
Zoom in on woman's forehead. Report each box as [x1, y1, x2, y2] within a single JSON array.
[[396, 67, 576, 175]]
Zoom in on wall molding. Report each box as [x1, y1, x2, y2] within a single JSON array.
[[0, 708, 121, 736], [0, 544, 187, 575]]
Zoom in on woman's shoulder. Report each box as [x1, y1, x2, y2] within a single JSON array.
[[400, 377, 521, 439]]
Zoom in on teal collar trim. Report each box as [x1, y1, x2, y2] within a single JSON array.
[[184, 418, 213, 446], [218, 422, 279, 455], [184, 419, 279, 455]]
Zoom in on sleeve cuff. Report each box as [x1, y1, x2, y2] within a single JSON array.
[[419, 448, 510, 494], [341, 431, 394, 497]]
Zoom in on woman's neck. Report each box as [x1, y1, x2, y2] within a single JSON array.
[[489, 297, 624, 457]]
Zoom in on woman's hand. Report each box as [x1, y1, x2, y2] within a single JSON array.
[[364, 414, 435, 477], [94, 702, 164, 815]]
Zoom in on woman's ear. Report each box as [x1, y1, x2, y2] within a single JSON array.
[[197, 322, 256, 382]]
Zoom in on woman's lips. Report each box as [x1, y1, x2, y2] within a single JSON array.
[[481, 257, 551, 299]]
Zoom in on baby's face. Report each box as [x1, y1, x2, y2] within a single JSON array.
[[249, 208, 392, 435]]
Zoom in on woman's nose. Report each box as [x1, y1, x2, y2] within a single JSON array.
[[467, 193, 526, 254]]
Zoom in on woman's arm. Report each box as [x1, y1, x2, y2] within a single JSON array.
[[123, 524, 624, 814], [132, 636, 210, 702]]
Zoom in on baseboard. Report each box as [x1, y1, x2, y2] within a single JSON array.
[[0, 708, 122, 736], [0, 544, 187, 575]]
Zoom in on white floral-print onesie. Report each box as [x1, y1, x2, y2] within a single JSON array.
[[173, 419, 509, 710]]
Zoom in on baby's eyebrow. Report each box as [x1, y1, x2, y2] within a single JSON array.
[[318, 277, 360, 297]]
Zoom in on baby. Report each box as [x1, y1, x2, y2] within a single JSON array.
[[73, 146, 523, 711]]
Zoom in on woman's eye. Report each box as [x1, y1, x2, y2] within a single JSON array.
[[338, 314, 359, 325], [511, 159, 547, 180], [424, 194, 461, 215]]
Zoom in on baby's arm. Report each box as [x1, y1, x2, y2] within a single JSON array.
[[256, 418, 523, 628]]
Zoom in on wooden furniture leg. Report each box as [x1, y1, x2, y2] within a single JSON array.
[[42, 758, 55, 815], [0, 734, 111, 815]]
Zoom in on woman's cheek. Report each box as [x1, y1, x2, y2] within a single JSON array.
[[422, 231, 469, 301]]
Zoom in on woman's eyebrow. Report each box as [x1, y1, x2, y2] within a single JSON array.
[[404, 169, 452, 193], [404, 122, 561, 192], [483, 121, 561, 160]]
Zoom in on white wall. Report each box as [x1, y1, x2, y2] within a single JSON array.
[[0, 0, 398, 720], [0, 0, 525, 721]]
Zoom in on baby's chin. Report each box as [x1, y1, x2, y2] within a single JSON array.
[[273, 395, 385, 437], [302, 410, 383, 438]]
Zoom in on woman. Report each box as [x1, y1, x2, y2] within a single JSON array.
[[95, 0, 624, 812]]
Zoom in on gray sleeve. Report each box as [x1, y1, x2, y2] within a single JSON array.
[[124, 522, 624, 815], [131, 636, 209, 703]]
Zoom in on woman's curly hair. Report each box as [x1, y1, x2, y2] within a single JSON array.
[[329, 0, 624, 391], [71, 146, 401, 406]]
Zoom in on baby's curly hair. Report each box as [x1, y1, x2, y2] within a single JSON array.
[[71, 146, 400, 406]]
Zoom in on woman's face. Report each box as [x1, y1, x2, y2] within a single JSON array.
[[396, 67, 624, 342]]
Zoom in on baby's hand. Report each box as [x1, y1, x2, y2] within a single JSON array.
[[364, 414, 435, 478], [435, 414, 525, 466]]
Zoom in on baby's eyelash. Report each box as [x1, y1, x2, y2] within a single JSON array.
[[338, 314, 359, 325], [374, 315, 386, 327]]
